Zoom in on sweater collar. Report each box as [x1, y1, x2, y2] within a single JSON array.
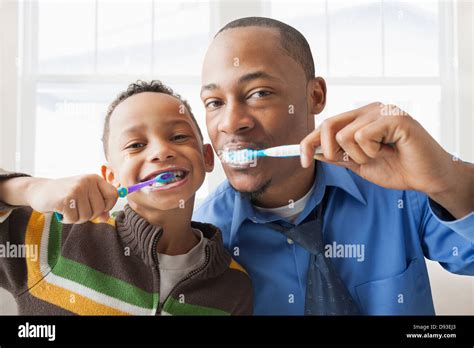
[[115, 205, 230, 278]]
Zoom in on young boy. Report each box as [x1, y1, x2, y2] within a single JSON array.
[[0, 80, 252, 315]]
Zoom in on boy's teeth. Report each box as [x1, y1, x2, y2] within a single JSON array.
[[150, 170, 186, 187]]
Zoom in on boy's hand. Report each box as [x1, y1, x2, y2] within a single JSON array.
[[25, 174, 118, 224]]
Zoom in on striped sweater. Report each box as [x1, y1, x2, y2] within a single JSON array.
[[0, 170, 253, 315]]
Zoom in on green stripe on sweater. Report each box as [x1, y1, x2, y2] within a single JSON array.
[[162, 296, 230, 316], [48, 215, 62, 266], [47, 215, 158, 309]]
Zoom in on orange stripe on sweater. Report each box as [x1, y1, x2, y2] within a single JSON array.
[[229, 259, 248, 275], [25, 211, 128, 315]]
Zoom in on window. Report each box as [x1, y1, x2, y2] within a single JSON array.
[[20, 0, 213, 201], [268, 0, 452, 145]]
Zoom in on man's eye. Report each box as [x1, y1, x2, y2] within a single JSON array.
[[126, 143, 145, 150], [172, 134, 190, 142], [205, 100, 223, 109], [249, 90, 272, 99]]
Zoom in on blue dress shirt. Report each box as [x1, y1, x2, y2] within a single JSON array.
[[193, 161, 474, 315]]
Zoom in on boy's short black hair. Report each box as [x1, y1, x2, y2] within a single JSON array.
[[216, 16, 315, 81], [102, 80, 204, 159]]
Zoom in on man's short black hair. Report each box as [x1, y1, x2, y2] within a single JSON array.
[[102, 80, 203, 159], [216, 16, 315, 81]]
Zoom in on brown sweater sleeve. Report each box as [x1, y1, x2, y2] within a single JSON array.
[[0, 168, 31, 211], [231, 275, 253, 315], [0, 169, 34, 296]]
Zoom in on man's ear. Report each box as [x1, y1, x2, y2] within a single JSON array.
[[101, 164, 120, 187], [307, 77, 327, 115], [202, 144, 214, 173]]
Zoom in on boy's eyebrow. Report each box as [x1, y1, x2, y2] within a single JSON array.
[[200, 71, 281, 96], [120, 125, 147, 138], [165, 118, 194, 128], [119, 119, 194, 141]]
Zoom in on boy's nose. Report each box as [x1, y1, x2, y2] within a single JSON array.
[[218, 101, 254, 135], [147, 142, 176, 162]]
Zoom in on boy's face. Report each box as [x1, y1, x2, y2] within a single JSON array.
[[104, 92, 213, 211]]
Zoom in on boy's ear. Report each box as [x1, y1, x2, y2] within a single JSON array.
[[203, 144, 214, 172], [101, 164, 120, 187]]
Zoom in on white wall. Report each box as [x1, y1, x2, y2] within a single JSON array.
[[424, 0, 474, 316], [0, 0, 18, 171]]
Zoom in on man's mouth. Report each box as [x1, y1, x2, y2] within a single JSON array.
[[218, 142, 262, 169]]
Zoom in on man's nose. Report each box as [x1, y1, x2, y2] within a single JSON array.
[[147, 140, 176, 162], [218, 100, 254, 135]]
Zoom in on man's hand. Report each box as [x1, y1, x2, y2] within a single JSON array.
[[1, 174, 118, 223], [300, 102, 474, 219]]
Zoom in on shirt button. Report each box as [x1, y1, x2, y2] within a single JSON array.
[[287, 238, 294, 245]]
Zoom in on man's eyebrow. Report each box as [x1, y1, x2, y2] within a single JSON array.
[[238, 71, 281, 84], [200, 83, 218, 95], [200, 71, 281, 96]]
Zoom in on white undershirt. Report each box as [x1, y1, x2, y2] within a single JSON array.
[[253, 181, 316, 223], [157, 228, 207, 304]]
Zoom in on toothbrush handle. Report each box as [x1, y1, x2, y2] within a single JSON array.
[[126, 178, 157, 194], [264, 144, 323, 157], [121, 172, 175, 196], [313, 145, 324, 156]]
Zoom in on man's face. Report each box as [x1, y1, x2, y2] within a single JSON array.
[[105, 92, 213, 211], [201, 26, 319, 195]]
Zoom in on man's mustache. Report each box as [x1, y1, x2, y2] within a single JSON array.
[[217, 139, 269, 152]]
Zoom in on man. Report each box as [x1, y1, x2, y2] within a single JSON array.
[[193, 17, 474, 315]]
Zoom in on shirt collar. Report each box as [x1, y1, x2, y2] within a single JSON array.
[[229, 161, 366, 245], [320, 161, 367, 205]]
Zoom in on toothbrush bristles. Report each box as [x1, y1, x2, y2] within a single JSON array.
[[222, 149, 257, 164]]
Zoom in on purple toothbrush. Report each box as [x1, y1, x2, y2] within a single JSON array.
[[54, 172, 176, 222]]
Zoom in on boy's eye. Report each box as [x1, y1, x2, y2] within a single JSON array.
[[172, 134, 190, 142], [248, 90, 272, 99], [205, 100, 223, 110], [126, 143, 145, 150]]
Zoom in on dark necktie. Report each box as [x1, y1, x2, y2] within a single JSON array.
[[264, 189, 360, 315]]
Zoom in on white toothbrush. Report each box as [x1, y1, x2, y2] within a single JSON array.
[[221, 144, 323, 165]]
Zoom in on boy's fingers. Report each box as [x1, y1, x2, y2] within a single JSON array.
[[76, 191, 93, 224], [60, 196, 78, 223], [98, 212, 110, 223], [89, 184, 106, 220], [97, 179, 118, 212]]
